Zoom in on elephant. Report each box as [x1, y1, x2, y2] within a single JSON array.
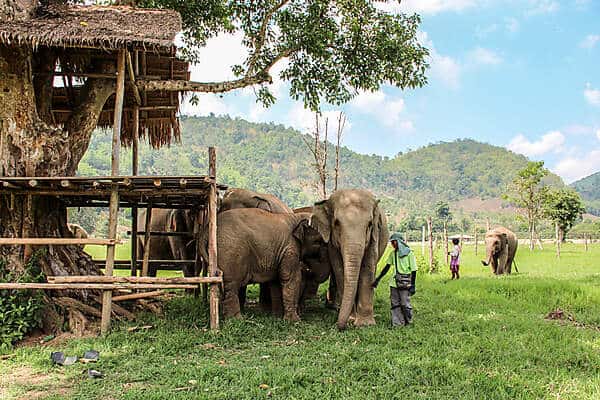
[[310, 189, 389, 330], [67, 223, 88, 250], [137, 209, 200, 277], [481, 227, 518, 275], [220, 188, 293, 214], [200, 208, 322, 321], [220, 188, 293, 309], [165, 209, 200, 277]]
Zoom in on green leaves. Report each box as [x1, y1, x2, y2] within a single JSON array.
[[542, 188, 586, 235], [139, 0, 429, 110]]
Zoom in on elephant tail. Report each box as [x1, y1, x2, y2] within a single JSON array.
[[197, 228, 209, 265], [513, 259, 519, 273]]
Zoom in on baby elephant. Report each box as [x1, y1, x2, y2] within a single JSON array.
[[203, 208, 321, 321]]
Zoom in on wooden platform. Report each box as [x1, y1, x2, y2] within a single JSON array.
[[0, 176, 227, 209]]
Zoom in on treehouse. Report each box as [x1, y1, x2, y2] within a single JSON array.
[[0, 3, 223, 333]]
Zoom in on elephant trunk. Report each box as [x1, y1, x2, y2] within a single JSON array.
[[337, 242, 365, 330], [482, 247, 493, 266]]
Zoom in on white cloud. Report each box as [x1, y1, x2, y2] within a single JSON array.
[[584, 84, 600, 107], [580, 34, 600, 49], [507, 131, 565, 157], [286, 103, 350, 135], [527, 0, 559, 15], [180, 94, 231, 117], [468, 47, 503, 65], [350, 91, 414, 131], [380, 0, 485, 15], [505, 17, 520, 34], [553, 149, 600, 183], [418, 31, 461, 89], [597, 129, 600, 141]]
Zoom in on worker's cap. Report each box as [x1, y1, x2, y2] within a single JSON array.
[[389, 232, 403, 242]]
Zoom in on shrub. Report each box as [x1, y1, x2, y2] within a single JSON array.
[[0, 252, 45, 350], [415, 251, 441, 273]]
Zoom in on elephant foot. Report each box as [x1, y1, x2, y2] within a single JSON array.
[[354, 315, 376, 327], [223, 310, 242, 319], [283, 312, 300, 322]]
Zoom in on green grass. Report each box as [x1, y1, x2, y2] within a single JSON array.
[[2, 243, 600, 399]]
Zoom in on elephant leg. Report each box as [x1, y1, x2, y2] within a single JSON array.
[[328, 247, 344, 310], [223, 282, 242, 319], [325, 274, 338, 309], [354, 265, 376, 327], [280, 257, 301, 322], [259, 282, 272, 311], [238, 286, 247, 311], [269, 283, 283, 317]]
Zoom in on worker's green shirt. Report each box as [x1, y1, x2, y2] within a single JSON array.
[[377, 244, 418, 288]]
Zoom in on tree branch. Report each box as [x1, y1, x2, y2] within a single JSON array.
[[136, 71, 272, 93], [247, 0, 290, 75]]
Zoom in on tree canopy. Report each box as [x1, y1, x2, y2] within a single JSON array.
[[140, 0, 429, 110], [543, 188, 586, 237]]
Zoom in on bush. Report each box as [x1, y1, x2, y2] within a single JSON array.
[[0, 252, 45, 350], [415, 251, 441, 273]]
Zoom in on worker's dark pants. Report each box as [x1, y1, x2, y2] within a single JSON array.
[[390, 286, 412, 326]]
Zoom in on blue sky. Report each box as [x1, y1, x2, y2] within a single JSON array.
[[181, 0, 600, 183]]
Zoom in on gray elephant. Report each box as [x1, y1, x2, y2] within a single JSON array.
[[220, 188, 293, 214], [481, 227, 518, 275], [67, 223, 88, 250], [165, 209, 200, 277], [137, 209, 200, 277], [201, 208, 321, 321], [220, 188, 293, 309], [311, 189, 389, 329]]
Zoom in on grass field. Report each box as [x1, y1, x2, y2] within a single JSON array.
[[1, 242, 600, 399]]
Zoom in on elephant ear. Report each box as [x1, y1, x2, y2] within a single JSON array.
[[310, 200, 331, 243], [292, 218, 309, 242], [372, 201, 389, 258], [253, 196, 272, 212]]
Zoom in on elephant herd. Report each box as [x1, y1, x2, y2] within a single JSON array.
[[137, 188, 388, 329]]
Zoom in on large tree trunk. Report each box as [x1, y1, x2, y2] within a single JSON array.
[[0, 44, 114, 303]]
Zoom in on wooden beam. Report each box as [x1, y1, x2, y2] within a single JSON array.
[[126, 51, 142, 105], [101, 49, 126, 336], [141, 202, 153, 277], [47, 276, 221, 284], [0, 238, 118, 245], [207, 146, 219, 330], [0, 283, 200, 290], [112, 291, 163, 302]]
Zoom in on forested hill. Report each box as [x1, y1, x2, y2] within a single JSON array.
[[571, 172, 600, 201], [79, 115, 563, 213]]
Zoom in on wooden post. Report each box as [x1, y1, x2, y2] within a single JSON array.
[[421, 225, 426, 255], [584, 233, 589, 252], [194, 207, 204, 298], [443, 222, 449, 265], [130, 105, 139, 276], [141, 202, 153, 277], [474, 230, 478, 256], [404, 232, 408, 243], [101, 49, 125, 336], [555, 222, 560, 259], [427, 217, 434, 273], [208, 147, 219, 330], [486, 218, 490, 231]]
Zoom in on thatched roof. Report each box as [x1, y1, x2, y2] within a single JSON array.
[[0, 4, 181, 52]]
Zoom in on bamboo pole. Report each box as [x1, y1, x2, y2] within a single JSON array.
[[101, 49, 126, 336], [131, 98, 139, 277], [427, 217, 434, 273], [584, 233, 589, 252], [555, 222, 560, 259], [141, 202, 153, 277], [474, 230, 478, 256], [208, 147, 219, 330]]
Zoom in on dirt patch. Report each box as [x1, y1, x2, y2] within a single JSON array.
[[453, 197, 515, 214], [0, 365, 72, 400]]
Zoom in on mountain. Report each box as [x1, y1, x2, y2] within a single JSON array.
[[570, 172, 600, 216], [78, 115, 565, 226]]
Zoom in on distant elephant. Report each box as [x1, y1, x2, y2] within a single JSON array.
[[200, 208, 322, 321], [67, 223, 88, 250], [220, 188, 293, 309], [137, 209, 176, 277], [220, 188, 293, 214], [481, 227, 518, 275], [311, 189, 389, 330]]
